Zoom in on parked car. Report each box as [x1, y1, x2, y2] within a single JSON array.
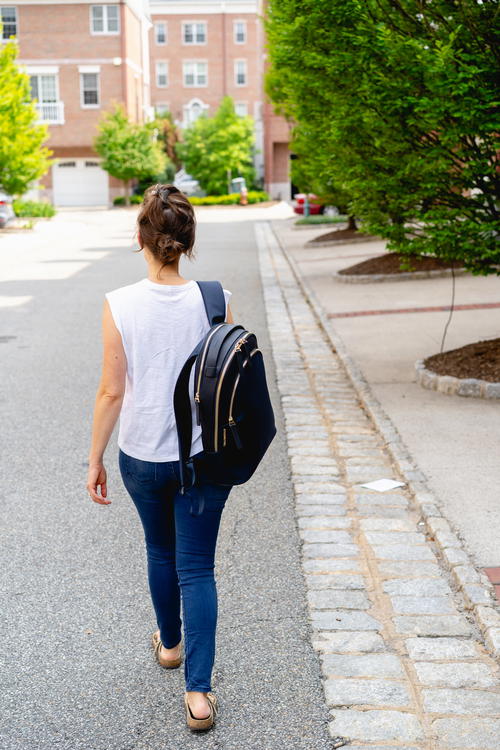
[[173, 169, 203, 197], [0, 192, 15, 228], [293, 193, 325, 215]]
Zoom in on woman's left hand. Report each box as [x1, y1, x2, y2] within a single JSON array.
[[87, 463, 111, 505]]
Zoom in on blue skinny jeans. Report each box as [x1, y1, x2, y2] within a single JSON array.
[[118, 448, 232, 692]]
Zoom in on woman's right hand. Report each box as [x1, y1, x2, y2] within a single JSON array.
[[86, 462, 111, 505]]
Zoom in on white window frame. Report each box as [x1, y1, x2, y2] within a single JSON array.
[[155, 21, 167, 45], [79, 69, 100, 108], [183, 97, 208, 128], [29, 69, 64, 124], [29, 72, 59, 103], [182, 21, 207, 45], [1, 6, 17, 40], [90, 5, 120, 36], [233, 19, 246, 44], [234, 59, 247, 87], [235, 101, 248, 117], [155, 61, 168, 88], [183, 60, 208, 88], [155, 103, 170, 117]]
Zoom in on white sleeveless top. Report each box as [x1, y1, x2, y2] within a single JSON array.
[[105, 278, 232, 462]]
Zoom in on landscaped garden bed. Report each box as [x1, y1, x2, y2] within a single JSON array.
[[336, 252, 465, 283], [416, 339, 500, 398]]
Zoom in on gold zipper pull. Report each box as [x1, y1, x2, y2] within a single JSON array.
[[194, 392, 201, 425], [234, 337, 247, 352]]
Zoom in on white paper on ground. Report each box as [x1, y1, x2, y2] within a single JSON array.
[[360, 478, 406, 492]]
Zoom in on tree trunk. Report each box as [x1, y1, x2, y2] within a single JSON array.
[[124, 179, 130, 206], [347, 214, 357, 231]]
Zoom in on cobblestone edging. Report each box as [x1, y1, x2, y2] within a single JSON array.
[[334, 268, 467, 284], [415, 360, 500, 399], [269, 221, 500, 658], [256, 221, 500, 750]]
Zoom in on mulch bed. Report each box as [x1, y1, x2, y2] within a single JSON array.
[[339, 252, 460, 275], [425, 339, 500, 381], [308, 228, 361, 244]]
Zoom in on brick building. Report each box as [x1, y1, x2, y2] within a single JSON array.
[[4, 0, 152, 205], [1, 0, 291, 205], [148, 0, 291, 198]]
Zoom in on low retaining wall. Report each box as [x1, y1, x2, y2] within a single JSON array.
[[415, 360, 500, 399]]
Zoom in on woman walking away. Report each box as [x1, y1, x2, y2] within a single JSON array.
[[86, 184, 233, 731]]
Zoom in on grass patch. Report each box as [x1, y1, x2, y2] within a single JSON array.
[[295, 214, 347, 225]]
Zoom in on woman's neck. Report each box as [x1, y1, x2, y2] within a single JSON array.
[[145, 253, 186, 285]]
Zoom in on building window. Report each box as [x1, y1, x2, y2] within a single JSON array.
[[90, 5, 119, 35], [183, 61, 207, 87], [156, 62, 168, 88], [182, 22, 206, 45], [234, 20, 246, 44], [234, 60, 247, 86], [29, 73, 64, 123], [1, 6, 17, 39], [81, 72, 99, 107], [235, 101, 248, 117], [155, 104, 170, 117], [155, 22, 167, 45]]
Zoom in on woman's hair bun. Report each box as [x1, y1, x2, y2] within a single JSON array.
[[136, 183, 196, 272]]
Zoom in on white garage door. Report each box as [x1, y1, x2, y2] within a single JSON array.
[[53, 159, 109, 207]]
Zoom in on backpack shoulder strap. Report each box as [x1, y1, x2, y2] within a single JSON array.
[[173, 345, 200, 495], [197, 281, 226, 325]]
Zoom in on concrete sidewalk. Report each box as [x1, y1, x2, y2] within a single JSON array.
[[271, 217, 500, 571]]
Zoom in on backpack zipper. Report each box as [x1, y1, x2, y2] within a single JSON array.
[[194, 323, 226, 420], [214, 343, 260, 452], [213, 334, 249, 451], [228, 348, 260, 423]]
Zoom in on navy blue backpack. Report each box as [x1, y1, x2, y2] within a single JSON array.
[[173, 281, 276, 496]]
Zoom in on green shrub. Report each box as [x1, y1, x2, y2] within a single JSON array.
[[189, 191, 270, 206], [295, 214, 347, 225], [247, 191, 270, 204], [113, 194, 143, 206], [13, 199, 55, 217]]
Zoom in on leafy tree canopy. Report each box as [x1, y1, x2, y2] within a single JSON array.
[[0, 35, 52, 195], [176, 97, 256, 195], [265, 0, 500, 273], [94, 103, 166, 202]]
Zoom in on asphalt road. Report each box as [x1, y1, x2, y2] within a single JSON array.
[[0, 208, 331, 749]]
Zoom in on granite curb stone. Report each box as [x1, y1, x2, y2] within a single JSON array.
[[270, 222, 500, 659], [415, 359, 500, 400]]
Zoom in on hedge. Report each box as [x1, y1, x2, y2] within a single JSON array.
[[13, 200, 56, 217], [189, 191, 269, 206], [113, 194, 144, 206]]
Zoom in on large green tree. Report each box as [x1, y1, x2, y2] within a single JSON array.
[[94, 103, 166, 205], [0, 34, 52, 195], [176, 97, 256, 195], [265, 0, 500, 273]]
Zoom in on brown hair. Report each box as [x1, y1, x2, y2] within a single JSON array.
[[136, 183, 196, 275]]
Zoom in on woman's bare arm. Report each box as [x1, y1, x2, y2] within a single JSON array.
[[87, 300, 126, 505]]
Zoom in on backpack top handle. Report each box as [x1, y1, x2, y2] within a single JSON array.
[[196, 280, 227, 326]]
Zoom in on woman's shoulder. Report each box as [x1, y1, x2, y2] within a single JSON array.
[[105, 279, 146, 302]]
